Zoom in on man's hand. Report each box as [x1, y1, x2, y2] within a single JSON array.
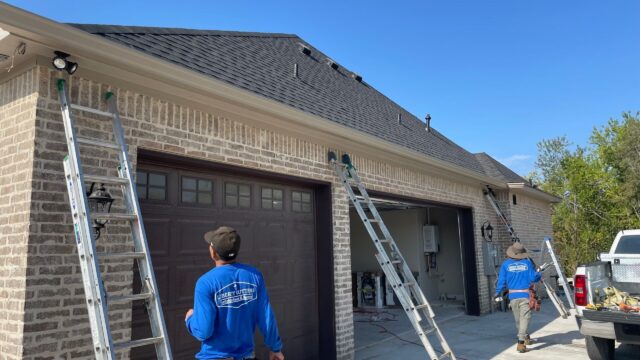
[[269, 351, 284, 360], [185, 308, 194, 321], [494, 296, 502, 303]]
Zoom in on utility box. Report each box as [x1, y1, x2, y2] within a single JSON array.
[[423, 225, 440, 253], [482, 241, 502, 276]]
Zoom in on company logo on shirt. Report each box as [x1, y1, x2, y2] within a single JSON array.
[[508, 263, 529, 272], [215, 282, 258, 308]]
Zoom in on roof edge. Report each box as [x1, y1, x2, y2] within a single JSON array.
[[67, 23, 298, 38], [508, 183, 562, 203]]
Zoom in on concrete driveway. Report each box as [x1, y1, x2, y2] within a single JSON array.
[[354, 300, 638, 360]]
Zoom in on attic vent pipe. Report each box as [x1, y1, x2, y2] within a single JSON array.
[[294, 63, 298, 78], [352, 73, 363, 82], [300, 44, 311, 56], [425, 114, 431, 132], [397, 113, 402, 125]]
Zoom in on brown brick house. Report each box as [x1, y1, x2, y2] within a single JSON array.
[[0, 4, 559, 360]]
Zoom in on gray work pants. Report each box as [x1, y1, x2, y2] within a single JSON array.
[[509, 298, 532, 341]]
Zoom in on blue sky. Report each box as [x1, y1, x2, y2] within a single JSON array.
[[8, 1, 639, 175]]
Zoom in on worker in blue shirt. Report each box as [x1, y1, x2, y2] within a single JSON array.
[[185, 226, 285, 360], [494, 242, 541, 353]]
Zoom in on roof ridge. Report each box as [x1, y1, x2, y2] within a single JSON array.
[[68, 23, 298, 38]]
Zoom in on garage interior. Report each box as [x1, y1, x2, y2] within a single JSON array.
[[349, 195, 478, 352]]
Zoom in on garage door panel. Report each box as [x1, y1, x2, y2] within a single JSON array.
[[145, 218, 171, 256], [255, 222, 287, 252], [133, 164, 320, 359], [175, 264, 213, 304], [176, 220, 218, 255]]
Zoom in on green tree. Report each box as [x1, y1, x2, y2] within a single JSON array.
[[533, 112, 640, 273]]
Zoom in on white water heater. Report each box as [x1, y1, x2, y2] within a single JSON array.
[[423, 225, 440, 253]]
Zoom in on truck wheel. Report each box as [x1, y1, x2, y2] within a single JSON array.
[[585, 336, 614, 360]]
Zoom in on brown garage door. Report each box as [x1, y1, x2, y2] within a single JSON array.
[[130, 163, 319, 359]]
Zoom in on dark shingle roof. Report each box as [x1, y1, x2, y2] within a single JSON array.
[[71, 24, 489, 175], [474, 153, 527, 183]]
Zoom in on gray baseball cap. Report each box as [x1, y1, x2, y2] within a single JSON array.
[[204, 226, 241, 261]]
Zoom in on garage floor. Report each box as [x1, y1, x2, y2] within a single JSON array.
[[354, 300, 639, 360]]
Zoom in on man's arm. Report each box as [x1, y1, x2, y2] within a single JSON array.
[[256, 274, 283, 353], [185, 278, 216, 341], [495, 262, 507, 296], [529, 259, 542, 283]]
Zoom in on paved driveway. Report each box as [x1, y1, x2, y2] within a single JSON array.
[[354, 300, 638, 360]]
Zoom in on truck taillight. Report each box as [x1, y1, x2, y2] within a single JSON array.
[[574, 274, 587, 306]]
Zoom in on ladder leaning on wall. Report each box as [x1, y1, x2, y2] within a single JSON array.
[[56, 79, 173, 360], [329, 151, 456, 360]]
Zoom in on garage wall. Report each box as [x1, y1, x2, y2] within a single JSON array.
[[0, 67, 38, 360], [350, 208, 423, 273], [15, 66, 535, 359], [420, 208, 464, 301]]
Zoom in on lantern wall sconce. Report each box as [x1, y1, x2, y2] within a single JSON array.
[[86, 183, 114, 239], [481, 221, 493, 242]]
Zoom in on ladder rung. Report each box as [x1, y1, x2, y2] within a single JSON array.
[[403, 282, 417, 287], [77, 137, 121, 150], [379, 239, 390, 243], [98, 252, 146, 260], [415, 304, 430, 310], [109, 292, 152, 303], [420, 327, 437, 336], [92, 213, 137, 221], [114, 336, 163, 350], [70, 103, 113, 118], [366, 219, 379, 223], [391, 260, 402, 264], [439, 352, 453, 359], [84, 174, 129, 185]]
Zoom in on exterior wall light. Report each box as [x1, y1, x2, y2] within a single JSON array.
[[86, 183, 114, 239], [52, 51, 78, 74], [481, 221, 493, 242]]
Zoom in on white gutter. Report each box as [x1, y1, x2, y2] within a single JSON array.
[[0, 2, 506, 188]]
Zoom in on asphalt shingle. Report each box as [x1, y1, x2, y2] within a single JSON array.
[[71, 24, 494, 176]]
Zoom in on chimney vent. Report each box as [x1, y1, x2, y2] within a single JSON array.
[[425, 114, 432, 132]]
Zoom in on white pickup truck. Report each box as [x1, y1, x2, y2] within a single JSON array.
[[574, 229, 640, 360]]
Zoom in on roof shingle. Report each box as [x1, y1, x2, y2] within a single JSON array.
[[71, 24, 493, 176]]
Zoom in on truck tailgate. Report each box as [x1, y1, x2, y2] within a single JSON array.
[[583, 309, 640, 325]]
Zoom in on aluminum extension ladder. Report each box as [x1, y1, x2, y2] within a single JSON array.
[[57, 79, 172, 359], [483, 186, 520, 242], [535, 236, 575, 318], [483, 186, 571, 318], [329, 152, 456, 360]]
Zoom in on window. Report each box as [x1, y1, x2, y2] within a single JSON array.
[[614, 235, 640, 254], [292, 191, 312, 213], [261, 187, 283, 210], [225, 182, 251, 208], [182, 176, 213, 205], [136, 171, 167, 201]]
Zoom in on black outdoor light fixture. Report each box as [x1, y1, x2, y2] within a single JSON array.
[[86, 183, 114, 239], [481, 221, 494, 242], [52, 51, 78, 74]]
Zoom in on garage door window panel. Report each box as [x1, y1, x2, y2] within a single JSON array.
[[181, 176, 213, 205], [292, 191, 312, 213], [137, 171, 168, 202], [261, 187, 283, 210], [225, 182, 251, 208]]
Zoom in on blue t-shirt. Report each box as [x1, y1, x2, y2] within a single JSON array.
[[185, 263, 283, 359], [495, 258, 541, 300]]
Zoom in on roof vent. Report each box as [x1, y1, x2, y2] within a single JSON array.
[[299, 44, 311, 56], [425, 114, 432, 132], [326, 59, 339, 70], [352, 73, 363, 82], [397, 113, 402, 125]]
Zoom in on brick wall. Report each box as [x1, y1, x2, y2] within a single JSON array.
[[0, 68, 38, 359], [13, 66, 552, 359]]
